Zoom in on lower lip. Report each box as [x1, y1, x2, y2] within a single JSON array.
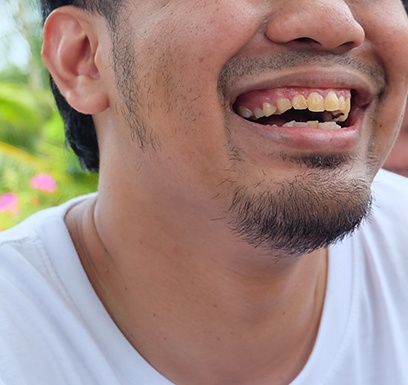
[[243, 110, 364, 153]]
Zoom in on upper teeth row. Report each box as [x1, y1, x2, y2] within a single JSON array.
[[237, 91, 351, 121]]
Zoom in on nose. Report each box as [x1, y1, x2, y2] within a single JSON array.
[[265, 0, 365, 53]]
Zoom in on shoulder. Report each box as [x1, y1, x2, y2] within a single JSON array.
[[353, 169, 408, 298], [0, 194, 95, 285], [321, 171, 408, 384], [371, 169, 408, 212], [0, 193, 95, 247], [367, 169, 408, 236]]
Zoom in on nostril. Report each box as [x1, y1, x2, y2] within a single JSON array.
[[296, 37, 318, 44], [294, 37, 322, 49]]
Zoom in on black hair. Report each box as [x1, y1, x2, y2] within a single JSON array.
[[41, 0, 121, 172]]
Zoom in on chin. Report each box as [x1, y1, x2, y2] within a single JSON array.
[[227, 166, 373, 256]]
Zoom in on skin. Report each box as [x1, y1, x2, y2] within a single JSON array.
[[383, 104, 408, 177], [42, 1, 408, 384]]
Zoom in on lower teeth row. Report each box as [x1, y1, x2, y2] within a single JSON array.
[[281, 120, 342, 129]]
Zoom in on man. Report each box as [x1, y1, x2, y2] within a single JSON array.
[[384, 103, 408, 177], [1, 0, 408, 384]]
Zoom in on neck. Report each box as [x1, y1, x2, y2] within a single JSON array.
[[66, 195, 328, 385]]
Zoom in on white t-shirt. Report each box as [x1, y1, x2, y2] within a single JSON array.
[[0, 169, 407, 385]]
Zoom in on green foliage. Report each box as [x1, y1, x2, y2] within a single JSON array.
[[0, 82, 98, 230], [0, 0, 98, 230]]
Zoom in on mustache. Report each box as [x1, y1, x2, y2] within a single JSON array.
[[218, 51, 386, 96]]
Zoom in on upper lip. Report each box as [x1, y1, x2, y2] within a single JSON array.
[[227, 68, 379, 109]]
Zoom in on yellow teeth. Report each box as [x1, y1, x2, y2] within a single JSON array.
[[336, 113, 349, 122], [307, 92, 325, 112], [324, 91, 340, 111], [292, 95, 308, 110], [307, 120, 319, 128], [263, 102, 277, 117], [339, 96, 346, 111], [236, 91, 351, 126], [276, 98, 292, 114], [254, 107, 264, 119]]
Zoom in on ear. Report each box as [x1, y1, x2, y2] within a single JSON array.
[[42, 6, 109, 114]]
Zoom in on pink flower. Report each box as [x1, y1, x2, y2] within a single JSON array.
[[0, 193, 19, 215], [30, 173, 57, 193]]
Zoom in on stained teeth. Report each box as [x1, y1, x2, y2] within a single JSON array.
[[237, 92, 352, 122], [336, 113, 349, 122], [276, 98, 292, 114], [343, 97, 351, 115], [324, 91, 340, 111], [338, 96, 351, 115], [254, 107, 265, 119], [292, 95, 308, 110], [338, 96, 346, 111], [263, 102, 277, 117], [307, 92, 325, 112]]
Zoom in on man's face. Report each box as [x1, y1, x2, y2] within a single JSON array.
[[100, 0, 408, 255]]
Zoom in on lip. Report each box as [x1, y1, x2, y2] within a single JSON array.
[[233, 105, 366, 153]]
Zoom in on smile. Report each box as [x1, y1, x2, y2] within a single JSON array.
[[234, 87, 353, 130]]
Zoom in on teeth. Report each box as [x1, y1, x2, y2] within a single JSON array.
[[292, 95, 308, 110], [282, 121, 310, 128], [307, 92, 325, 112], [263, 102, 277, 117], [282, 120, 341, 129], [343, 97, 351, 115], [293, 122, 309, 128], [336, 112, 349, 122], [237, 107, 253, 119], [237, 92, 352, 121], [307, 120, 319, 128], [318, 121, 341, 130], [276, 98, 292, 114], [254, 107, 265, 119], [324, 91, 340, 111], [338, 96, 346, 111], [283, 120, 296, 127]]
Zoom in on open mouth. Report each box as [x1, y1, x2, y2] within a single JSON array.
[[233, 88, 354, 130]]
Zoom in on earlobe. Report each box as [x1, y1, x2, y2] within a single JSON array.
[[42, 7, 109, 114]]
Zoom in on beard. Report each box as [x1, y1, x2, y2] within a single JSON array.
[[226, 155, 373, 256]]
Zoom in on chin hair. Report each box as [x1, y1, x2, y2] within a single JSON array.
[[227, 170, 372, 256]]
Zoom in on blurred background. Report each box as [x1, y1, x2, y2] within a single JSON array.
[[0, 0, 98, 230]]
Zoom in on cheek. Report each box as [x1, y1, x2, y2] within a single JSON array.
[[136, 10, 262, 176], [357, 9, 408, 160], [146, 0, 263, 99], [401, 105, 408, 132]]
